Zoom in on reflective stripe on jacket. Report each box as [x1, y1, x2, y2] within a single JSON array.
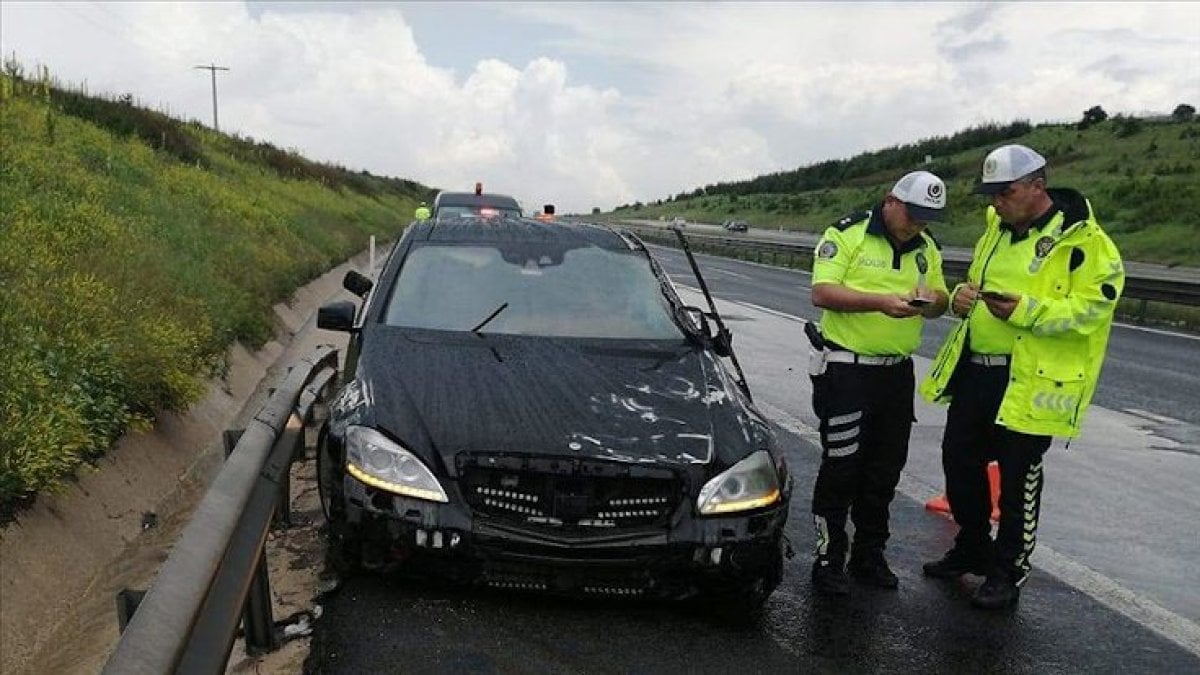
[[919, 188, 1124, 438]]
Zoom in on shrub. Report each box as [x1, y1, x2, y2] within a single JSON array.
[[0, 70, 429, 512]]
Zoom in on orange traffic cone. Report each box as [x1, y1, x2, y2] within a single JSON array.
[[925, 461, 1001, 522]]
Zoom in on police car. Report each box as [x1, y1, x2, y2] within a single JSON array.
[[315, 214, 791, 612], [431, 183, 523, 220]]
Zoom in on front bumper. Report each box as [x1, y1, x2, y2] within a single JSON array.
[[341, 472, 789, 599]]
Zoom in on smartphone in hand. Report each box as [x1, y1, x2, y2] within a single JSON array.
[[980, 291, 1012, 301], [907, 297, 932, 308]]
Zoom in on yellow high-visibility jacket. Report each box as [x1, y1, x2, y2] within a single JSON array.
[[920, 188, 1124, 438]]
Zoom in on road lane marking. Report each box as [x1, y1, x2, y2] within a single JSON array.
[[1112, 321, 1200, 341], [712, 269, 752, 280], [676, 285, 810, 324], [1124, 409, 1185, 425]]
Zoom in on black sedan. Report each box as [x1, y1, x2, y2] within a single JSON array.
[[316, 216, 791, 611]]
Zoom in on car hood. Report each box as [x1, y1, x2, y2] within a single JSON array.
[[337, 327, 767, 474]]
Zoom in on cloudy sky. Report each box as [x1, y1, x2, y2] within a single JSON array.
[[3, 2, 1198, 213]]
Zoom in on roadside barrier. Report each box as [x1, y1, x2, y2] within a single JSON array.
[[621, 223, 1200, 309], [102, 346, 339, 675], [925, 461, 1001, 522]]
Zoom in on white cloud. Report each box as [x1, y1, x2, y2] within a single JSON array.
[[2, 1, 1197, 213]]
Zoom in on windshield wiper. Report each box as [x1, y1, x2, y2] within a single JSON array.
[[471, 302, 509, 334]]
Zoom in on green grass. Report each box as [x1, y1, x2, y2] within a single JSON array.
[[607, 118, 1200, 266], [0, 71, 428, 513]]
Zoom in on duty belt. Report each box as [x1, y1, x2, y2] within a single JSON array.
[[825, 351, 909, 366], [969, 353, 1010, 367]]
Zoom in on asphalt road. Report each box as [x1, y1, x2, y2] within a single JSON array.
[[304, 244, 1200, 673], [650, 244, 1200, 429]]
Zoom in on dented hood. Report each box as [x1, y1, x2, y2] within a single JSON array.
[[350, 326, 763, 473]]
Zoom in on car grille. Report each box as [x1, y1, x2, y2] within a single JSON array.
[[458, 454, 684, 531], [482, 560, 652, 596]]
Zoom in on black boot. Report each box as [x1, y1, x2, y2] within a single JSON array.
[[922, 545, 990, 579], [971, 569, 1020, 609], [811, 556, 849, 597], [848, 550, 899, 589]]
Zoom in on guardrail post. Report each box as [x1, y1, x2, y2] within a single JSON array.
[[274, 417, 307, 530], [243, 550, 278, 655], [1137, 298, 1149, 324]]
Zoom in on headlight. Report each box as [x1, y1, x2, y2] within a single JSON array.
[[345, 426, 448, 503], [696, 450, 781, 515]]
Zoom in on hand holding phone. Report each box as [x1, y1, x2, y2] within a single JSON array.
[[980, 291, 1012, 301], [907, 297, 932, 308]]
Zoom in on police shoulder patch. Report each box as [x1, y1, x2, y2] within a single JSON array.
[[817, 241, 839, 259], [833, 210, 870, 231], [1035, 236, 1056, 258]]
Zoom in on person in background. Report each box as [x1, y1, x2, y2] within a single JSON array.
[[806, 170, 950, 596], [920, 144, 1123, 609], [414, 201, 431, 220]]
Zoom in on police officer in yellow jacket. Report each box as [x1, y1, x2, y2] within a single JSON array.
[[920, 145, 1124, 609], [808, 170, 949, 596], [414, 202, 432, 220]]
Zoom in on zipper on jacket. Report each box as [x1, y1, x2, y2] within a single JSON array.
[[975, 228, 1005, 294]]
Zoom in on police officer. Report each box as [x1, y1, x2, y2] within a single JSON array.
[[920, 145, 1124, 609], [808, 170, 950, 596], [414, 201, 432, 220]]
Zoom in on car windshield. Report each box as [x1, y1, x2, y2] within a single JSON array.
[[384, 243, 685, 340], [435, 205, 524, 220]]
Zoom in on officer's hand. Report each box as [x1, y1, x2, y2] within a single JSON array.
[[982, 292, 1020, 320], [878, 294, 922, 318], [953, 283, 979, 317]]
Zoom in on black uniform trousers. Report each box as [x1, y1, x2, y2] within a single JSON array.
[[810, 359, 914, 562], [942, 361, 1051, 582]]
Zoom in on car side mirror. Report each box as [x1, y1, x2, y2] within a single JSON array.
[[317, 301, 357, 332], [343, 270, 373, 298]]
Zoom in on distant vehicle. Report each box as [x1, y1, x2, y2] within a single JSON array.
[[724, 220, 749, 232], [432, 183, 522, 220], [315, 214, 791, 612]]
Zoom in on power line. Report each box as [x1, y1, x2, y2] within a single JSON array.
[[193, 63, 229, 131]]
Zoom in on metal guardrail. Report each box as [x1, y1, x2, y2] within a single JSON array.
[[103, 345, 339, 675], [621, 223, 1200, 307]]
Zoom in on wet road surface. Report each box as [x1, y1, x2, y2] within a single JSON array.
[[305, 426, 1199, 674]]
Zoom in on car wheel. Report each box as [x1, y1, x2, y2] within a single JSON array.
[[316, 424, 363, 575]]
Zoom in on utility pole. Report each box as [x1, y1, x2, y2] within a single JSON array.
[[193, 63, 229, 131]]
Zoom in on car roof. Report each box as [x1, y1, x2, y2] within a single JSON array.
[[411, 217, 635, 251], [432, 191, 521, 210]]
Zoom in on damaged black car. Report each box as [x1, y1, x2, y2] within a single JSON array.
[[316, 216, 792, 610]]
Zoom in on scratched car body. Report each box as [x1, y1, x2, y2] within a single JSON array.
[[316, 216, 791, 609]]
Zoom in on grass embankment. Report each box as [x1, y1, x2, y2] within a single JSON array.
[[0, 71, 429, 513], [608, 118, 1200, 266]]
